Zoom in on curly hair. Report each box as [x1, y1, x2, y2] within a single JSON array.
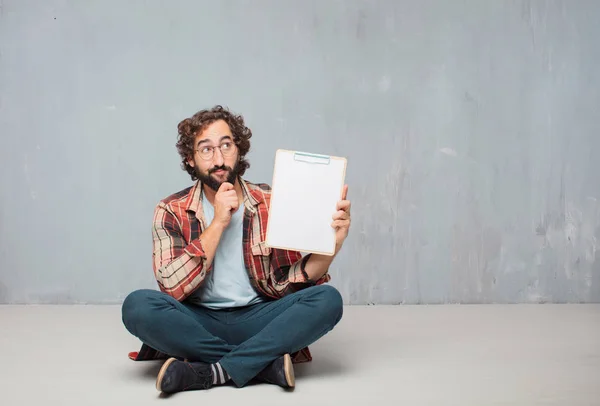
[[176, 105, 252, 180]]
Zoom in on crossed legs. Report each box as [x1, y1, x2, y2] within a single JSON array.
[[122, 285, 343, 387]]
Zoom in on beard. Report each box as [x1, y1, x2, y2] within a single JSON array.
[[195, 160, 240, 192]]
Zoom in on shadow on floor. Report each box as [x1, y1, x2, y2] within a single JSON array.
[[134, 361, 164, 380], [294, 356, 347, 379], [130, 353, 349, 385]]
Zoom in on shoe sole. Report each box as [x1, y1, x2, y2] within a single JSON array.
[[283, 353, 295, 388], [156, 357, 178, 392]]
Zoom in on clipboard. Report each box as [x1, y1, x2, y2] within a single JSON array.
[[265, 149, 347, 256]]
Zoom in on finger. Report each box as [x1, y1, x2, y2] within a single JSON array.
[[341, 184, 348, 200], [225, 204, 239, 213], [332, 210, 350, 220], [331, 220, 350, 231], [331, 220, 350, 229], [219, 195, 238, 207], [222, 192, 237, 200], [218, 182, 234, 192], [228, 198, 240, 209], [217, 193, 238, 204], [336, 200, 351, 211]]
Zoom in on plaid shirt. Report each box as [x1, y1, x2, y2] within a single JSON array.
[[128, 177, 330, 364]]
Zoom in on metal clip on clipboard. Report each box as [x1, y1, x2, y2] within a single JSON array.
[[293, 151, 331, 165], [266, 149, 346, 255]]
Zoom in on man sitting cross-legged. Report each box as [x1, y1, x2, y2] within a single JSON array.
[[121, 105, 351, 393]]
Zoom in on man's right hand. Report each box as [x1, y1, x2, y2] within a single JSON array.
[[213, 182, 239, 229]]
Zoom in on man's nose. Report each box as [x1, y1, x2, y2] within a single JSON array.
[[212, 148, 225, 166]]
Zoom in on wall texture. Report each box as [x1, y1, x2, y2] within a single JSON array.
[[1, 0, 599, 304]]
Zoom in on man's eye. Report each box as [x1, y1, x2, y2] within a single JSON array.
[[222, 142, 232, 150], [201, 147, 211, 154]]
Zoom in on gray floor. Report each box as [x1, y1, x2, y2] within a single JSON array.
[[2, 304, 599, 405]]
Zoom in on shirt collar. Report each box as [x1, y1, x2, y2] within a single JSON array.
[[184, 177, 264, 218]]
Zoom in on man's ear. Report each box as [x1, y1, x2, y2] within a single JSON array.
[[187, 156, 195, 168]]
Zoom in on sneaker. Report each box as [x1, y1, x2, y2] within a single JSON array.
[[256, 353, 295, 388], [156, 358, 213, 393]]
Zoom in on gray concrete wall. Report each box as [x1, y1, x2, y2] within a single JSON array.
[[1, 0, 599, 304]]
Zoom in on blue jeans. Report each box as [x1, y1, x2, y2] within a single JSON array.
[[121, 284, 343, 387]]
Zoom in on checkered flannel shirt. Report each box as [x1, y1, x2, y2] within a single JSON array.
[[128, 177, 331, 364]]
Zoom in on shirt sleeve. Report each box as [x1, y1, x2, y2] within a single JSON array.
[[268, 250, 331, 297], [152, 202, 210, 301]]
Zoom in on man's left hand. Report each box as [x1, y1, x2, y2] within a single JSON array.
[[332, 184, 351, 254]]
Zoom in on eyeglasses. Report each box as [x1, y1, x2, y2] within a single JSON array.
[[195, 142, 237, 161]]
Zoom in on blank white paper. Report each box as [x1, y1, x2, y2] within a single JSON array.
[[266, 150, 347, 255]]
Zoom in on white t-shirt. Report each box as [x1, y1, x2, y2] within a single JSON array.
[[187, 193, 264, 309]]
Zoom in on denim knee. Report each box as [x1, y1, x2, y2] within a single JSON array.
[[315, 284, 344, 325], [121, 289, 158, 335]]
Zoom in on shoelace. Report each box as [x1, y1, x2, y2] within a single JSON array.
[[183, 363, 213, 390]]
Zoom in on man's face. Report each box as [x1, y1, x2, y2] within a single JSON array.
[[188, 119, 240, 191]]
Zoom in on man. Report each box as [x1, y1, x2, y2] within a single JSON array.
[[122, 105, 351, 394]]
